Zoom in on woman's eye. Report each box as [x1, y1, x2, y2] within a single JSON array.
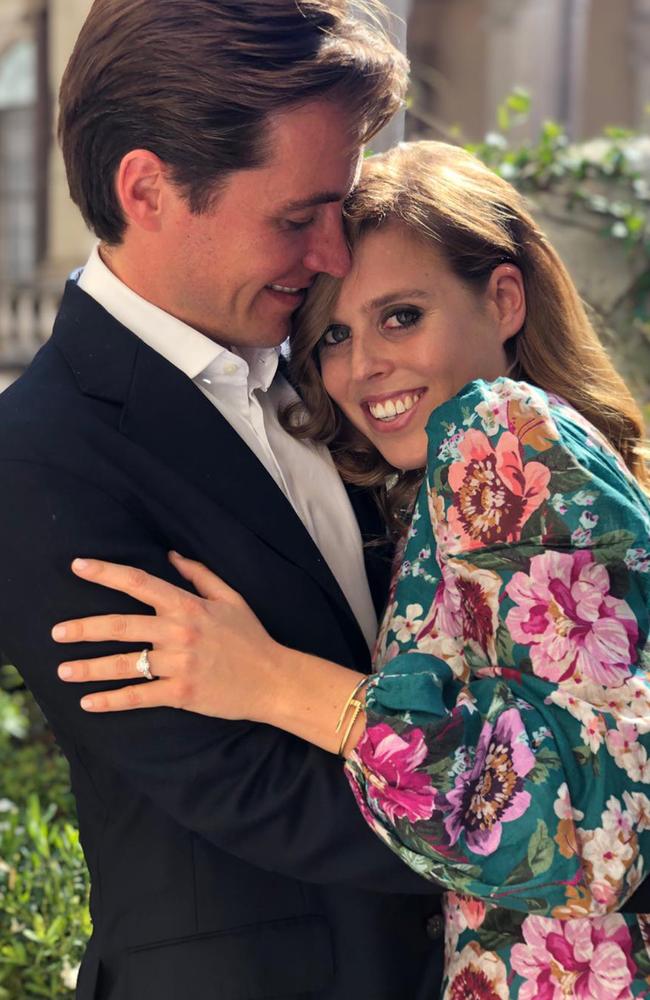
[[320, 324, 351, 347], [383, 308, 422, 330]]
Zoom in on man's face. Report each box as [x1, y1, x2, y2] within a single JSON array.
[[155, 101, 362, 349]]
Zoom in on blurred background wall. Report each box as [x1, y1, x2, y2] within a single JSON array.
[[0, 0, 648, 390]]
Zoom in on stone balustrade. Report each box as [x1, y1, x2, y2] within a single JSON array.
[[0, 282, 59, 376]]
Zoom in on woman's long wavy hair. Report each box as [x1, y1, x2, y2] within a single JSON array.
[[284, 140, 649, 537]]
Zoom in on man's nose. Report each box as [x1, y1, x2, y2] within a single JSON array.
[[302, 210, 351, 278]]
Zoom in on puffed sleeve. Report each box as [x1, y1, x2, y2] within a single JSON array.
[[345, 378, 650, 918]]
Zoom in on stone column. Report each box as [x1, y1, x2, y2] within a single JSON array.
[[369, 0, 412, 152], [42, 0, 92, 285], [631, 0, 650, 128], [485, 0, 569, 139]]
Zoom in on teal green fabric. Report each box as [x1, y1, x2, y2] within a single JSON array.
[[345, 379, 650, 997]]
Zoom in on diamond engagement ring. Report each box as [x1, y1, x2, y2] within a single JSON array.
[[135, 649, 154, 681]]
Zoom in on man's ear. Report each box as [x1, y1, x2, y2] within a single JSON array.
[[114, 150, 166, 233], [486, 263, 526, 344]]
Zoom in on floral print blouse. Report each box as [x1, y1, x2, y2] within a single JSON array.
[[345, 378, 650, 999]]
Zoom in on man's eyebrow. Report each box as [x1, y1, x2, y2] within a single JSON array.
[[279, 191, 346, 213]]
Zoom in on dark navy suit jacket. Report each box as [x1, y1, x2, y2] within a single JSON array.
[[0, 283, 443, 1000]]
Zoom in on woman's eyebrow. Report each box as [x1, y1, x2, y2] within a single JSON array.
[[329, 289, 430, 326], [364, 288, 431, 312]]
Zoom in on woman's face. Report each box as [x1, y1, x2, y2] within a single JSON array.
[[318, 223, 524, 470]]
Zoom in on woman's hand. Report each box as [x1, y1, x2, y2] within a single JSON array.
[[54, 552, 282, 720]]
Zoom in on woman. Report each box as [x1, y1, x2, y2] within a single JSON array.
[[54, 142, 650, 997]]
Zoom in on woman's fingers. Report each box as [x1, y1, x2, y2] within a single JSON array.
[[168, 551, 239, 602], [70, 558, 199, 613], [79, 678, 180, 713], [52, 612, 167, 645], [59, 649, 161, 683]]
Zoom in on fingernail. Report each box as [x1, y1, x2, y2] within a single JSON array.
[[58, 665, 72, 679], [72, 558, 90, 572], [80, 697, 94, 710], [52, 624, 66, 640], [169, 550, 180, 559]]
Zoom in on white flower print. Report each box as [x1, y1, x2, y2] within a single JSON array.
[[579, 825, 634, 884], [391, 603, 424, 643], [554, 782, 584, 822], [622, 791, 650, 832], [572, 490, 597, 506], [550, 493, 568, 515]]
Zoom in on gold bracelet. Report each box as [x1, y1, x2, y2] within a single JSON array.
[[335, 676, 371, 757]]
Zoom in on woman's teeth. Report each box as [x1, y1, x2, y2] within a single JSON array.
[[368, 392, 422, 421], [268, 283, 301, 294]]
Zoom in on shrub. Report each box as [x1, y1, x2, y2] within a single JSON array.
[[0, 668, 90, 998]]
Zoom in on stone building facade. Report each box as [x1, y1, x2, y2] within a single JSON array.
[[0, 0, 648, 386]]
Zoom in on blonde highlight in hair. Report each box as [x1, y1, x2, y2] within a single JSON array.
[[284, 141, 649, 536]]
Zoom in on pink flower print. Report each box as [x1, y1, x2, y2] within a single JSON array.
[[442, 708, 535, 855], [510, 913, 636, 1000], [444, 941, 509, 1000], [506, 550, 638, 687], [445, 429, 550, 551], [352, 723, 437, 824], [457, 894, 487, 930], [415, 559, 502, 680]]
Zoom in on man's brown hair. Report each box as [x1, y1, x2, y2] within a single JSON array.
[[58, 0, 408, 244]]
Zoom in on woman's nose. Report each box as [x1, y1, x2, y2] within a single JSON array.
[[349, 331, 393, 383]]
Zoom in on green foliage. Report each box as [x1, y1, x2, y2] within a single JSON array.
[[466, 89, 650, 256], [0, 666, 90, 998], [464, 91, 650, 416]]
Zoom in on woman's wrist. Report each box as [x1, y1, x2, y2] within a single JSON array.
[[255, 641, 368, 754]]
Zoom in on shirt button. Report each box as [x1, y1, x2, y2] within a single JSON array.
[[425, 914, 444, 941], [223, 363, 239, 376]]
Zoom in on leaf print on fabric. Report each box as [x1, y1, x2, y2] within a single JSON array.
[[442, 708, 535, 855], [505, 550, 638, 687], [353, 723, 437, 824], [415, 560, 502, 681], [510, 913, 637, 1000], [445, 429, 551, 551], [553, 782, 584, 859], [443, 942, 509, 1000], [476, 387, 560, 453]]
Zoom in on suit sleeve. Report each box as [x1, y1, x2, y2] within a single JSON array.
[[345, 378, 650, 916], [0, 459, 437, 896]]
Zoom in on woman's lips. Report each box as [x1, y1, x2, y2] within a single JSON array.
[[361, 388, 427, 434]]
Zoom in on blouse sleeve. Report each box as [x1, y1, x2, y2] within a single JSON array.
[[345, 378, 650, 918]]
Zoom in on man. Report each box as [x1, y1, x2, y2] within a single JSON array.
[[0, 2, 443, 998]]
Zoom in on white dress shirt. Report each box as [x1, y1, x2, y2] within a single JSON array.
[[77, 246, 378, 648]]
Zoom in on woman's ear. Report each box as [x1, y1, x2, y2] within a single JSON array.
[[114, 150, 166, 233], [486, 264, 526, 344]]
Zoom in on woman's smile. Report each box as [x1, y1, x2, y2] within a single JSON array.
[[361, 387, 427, 433], [319, 222, 517, 471]]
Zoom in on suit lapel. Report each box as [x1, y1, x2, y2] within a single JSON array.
[[53, 283, 368, 655]]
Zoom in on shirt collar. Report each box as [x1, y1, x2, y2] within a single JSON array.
[[77, 243, 280, 390]]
